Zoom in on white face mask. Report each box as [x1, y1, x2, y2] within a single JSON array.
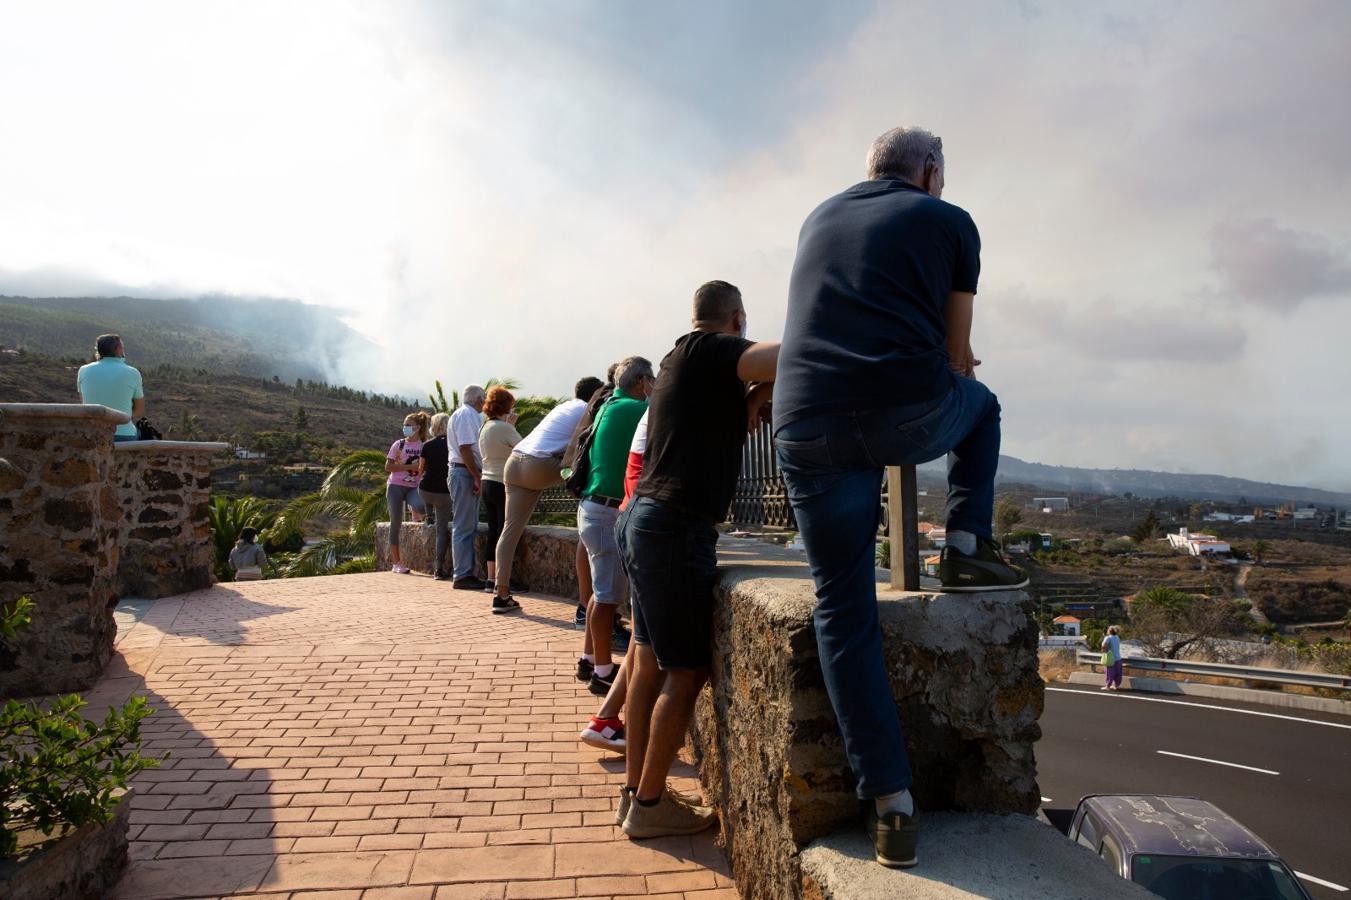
[[739, 313, 748, 340]]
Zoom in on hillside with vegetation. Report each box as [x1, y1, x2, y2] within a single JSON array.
[[0, 294, 368, 383]]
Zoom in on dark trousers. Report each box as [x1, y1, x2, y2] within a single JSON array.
[[481, 480, 506, 562], [775, 374, 1001, 798]]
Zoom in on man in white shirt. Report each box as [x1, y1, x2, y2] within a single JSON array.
[[448, 385, 487, 589], [493, 377, 604, 605]]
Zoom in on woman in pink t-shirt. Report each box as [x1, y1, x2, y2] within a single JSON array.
[[385, 411, 430, 574]]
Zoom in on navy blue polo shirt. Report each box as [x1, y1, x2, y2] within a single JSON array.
[[773, 178, 981, 429]]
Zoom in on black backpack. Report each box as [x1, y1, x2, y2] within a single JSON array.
[[563, 392, 614, 498]]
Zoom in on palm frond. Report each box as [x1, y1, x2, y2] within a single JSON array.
[[323, 449, 388, 492]]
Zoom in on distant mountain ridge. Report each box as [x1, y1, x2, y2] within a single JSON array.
[[0, 294, 369, 384], [917, 456, 1351, 507]]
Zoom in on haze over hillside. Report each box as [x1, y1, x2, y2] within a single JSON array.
[[4, 293, 1349, 506], [0, 295, 371, 384], [918, 457, 1351, 508]]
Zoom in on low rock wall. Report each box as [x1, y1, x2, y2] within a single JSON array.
[[0, 403, 225, 697], [111, 440, 222, 598], [690, 542, 1043, 900], [374, 522, 581, 599], [0, 404, 123, 697], [0, 789, 132, 900]]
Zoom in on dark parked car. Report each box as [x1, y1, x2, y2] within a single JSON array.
[[1070, 794, 1311, 899]]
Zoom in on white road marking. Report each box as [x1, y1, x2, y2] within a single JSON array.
[[1046, 686, 1351, 731], [1156, 750, 1279, 775], [1296, 871, 1349, 892]]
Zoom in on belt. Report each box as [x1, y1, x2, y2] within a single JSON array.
[[451, 462, 470, 469], [582, 494, 623, 509]]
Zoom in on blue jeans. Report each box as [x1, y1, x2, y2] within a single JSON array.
[[775, 374, 1000, 799], [577, 500, 624, 605], [449, 467, 480, 579]]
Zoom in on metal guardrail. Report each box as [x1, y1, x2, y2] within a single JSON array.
[[1076, 650, 1351, 692]]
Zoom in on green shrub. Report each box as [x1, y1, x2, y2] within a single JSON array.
[[0, 597, 164, 858]]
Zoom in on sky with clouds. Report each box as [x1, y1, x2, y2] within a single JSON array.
[[1, 1, 1349, 489]]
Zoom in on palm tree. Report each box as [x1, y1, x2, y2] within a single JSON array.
[[429, 377, 522, 413], [206, 496, 277, 582], [274, 449, 387, 577]]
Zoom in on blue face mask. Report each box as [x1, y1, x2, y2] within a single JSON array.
[[402, 425, 415, 437]]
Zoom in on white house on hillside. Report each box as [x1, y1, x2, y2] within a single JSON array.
[[1031, 497, 1070, 511], [1167, 527, 1231, 556]]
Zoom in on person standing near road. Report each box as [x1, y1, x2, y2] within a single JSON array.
[[1101, 626, 1124, 691], [77, 334, 144, 442], [447, 385, 488, 590]]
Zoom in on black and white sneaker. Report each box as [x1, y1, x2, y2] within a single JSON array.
[[575, 657, 594, 682], [491, 595, 522, 615], [939, 538, 1030, 592], [588, 665, 620, 696]]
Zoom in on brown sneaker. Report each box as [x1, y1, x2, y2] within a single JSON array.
[[622, 787, 717, 839], [615, 786, 633, 827]]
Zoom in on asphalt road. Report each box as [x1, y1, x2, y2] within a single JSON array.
[[1038, 684, 1351, 899]]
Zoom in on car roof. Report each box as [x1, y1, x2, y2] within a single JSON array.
[[1079, 795, 1282, 860]]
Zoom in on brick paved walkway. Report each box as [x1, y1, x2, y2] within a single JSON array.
[[95, 573, 736, 899]]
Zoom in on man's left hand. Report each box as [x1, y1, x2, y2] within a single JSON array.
[[746, 383, 774, 433]]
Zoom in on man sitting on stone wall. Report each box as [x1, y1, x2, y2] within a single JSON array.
[[77, 334, 144, 443], [772, 126, 1027, 868], [616, 280, 778, 839]]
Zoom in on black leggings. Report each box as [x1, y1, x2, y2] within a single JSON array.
[[482, 479, 506, 562]]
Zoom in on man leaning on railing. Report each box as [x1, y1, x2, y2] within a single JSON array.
[[772, 126, 1029, 870]]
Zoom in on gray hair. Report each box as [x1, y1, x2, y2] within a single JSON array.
[[462, 384, 486, 406], [866, 126, 944, 182], [615, 356, 654, 393], [430, 412, 450, 437]]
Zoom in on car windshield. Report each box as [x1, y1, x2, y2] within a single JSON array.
[[1132, 854, 1308, 900]]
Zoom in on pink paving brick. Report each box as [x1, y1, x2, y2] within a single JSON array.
[[106, 573, 734, 898]]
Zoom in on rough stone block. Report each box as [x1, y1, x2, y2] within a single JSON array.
[[0, 789, 132, 900], [690, 541, 1042, 900], [374, 523, 581, 599]]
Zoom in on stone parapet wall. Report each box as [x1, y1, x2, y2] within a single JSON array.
[[374, 522, 581, 599], [110, 440, 224, 599], [0, 404, 124, 697], [690, 542, 1042, 900], [0, 403, 225, 697]]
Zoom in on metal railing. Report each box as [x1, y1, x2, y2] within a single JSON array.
[[531, 421, 925, 591], [1076, 650, 1351, 692], [731, 423, 922, 590]]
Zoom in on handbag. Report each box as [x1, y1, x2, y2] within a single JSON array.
[[135, 417, 162, 441]]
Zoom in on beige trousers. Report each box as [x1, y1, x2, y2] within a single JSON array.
[[494, 453, 564, 588]]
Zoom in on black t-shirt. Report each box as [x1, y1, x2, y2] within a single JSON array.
[[636, 331, 752, 523], [419, 435, 450, 493], [773, 179, 980, 430]]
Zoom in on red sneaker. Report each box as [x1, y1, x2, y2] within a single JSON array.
[[580, 716, 625, 752]]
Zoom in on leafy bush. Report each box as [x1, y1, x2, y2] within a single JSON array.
[[0, 597, 164, 857]]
